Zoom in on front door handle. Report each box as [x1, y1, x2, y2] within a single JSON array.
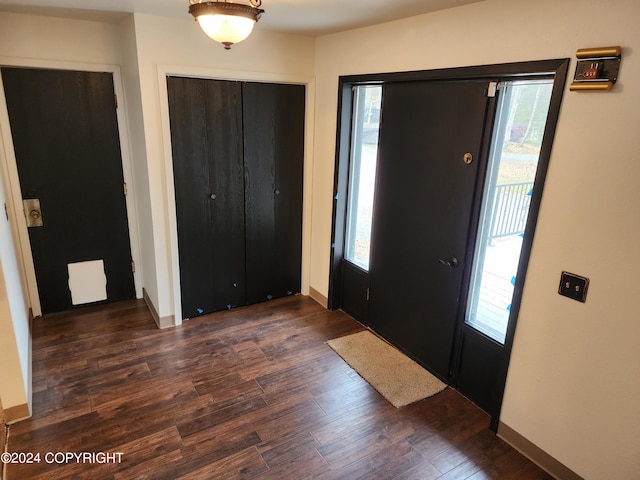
[[438, 257, 459, 268]]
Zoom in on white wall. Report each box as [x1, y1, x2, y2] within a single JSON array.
[[117, 15, 158, 312], [0, 11, 122, 65], [312, 0, 640, 478]]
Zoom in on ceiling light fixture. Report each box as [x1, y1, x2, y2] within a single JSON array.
[[189, 0, 264, 50]]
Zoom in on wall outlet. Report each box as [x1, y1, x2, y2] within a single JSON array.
[[558, 271, 589, 303]]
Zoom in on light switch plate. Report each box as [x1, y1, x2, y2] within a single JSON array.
[[558, 271, 589, 303]]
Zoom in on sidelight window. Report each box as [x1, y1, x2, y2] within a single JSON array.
[[344, 85, 382, 271], [465, 79, 554, 344]]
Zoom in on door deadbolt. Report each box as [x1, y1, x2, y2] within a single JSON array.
[[463, 153, 473, 165], [23, 198, 43, 227]]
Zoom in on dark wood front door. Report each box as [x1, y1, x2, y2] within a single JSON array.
[[368, 80, 490, 379], [2, 67, 135, 314]]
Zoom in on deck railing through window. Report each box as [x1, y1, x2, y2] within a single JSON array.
[[488, 181, 534, 242]]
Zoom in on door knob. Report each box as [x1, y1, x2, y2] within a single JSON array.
[[439, 257, 459, 267]]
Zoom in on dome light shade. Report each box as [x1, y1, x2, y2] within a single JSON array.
[[198, 14, 256, 46], [189, 1, 264, 50]]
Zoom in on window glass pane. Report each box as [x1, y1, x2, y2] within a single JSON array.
[[345, 85, 382, 270], [466, 80, 554, 344]]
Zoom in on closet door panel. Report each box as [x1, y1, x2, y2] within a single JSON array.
[[273, 84, 305, 297], [168, 76, 214, 318], [206, 79, 247, 311], [168, 77, 245, 317], [242, 82, 305, 304]]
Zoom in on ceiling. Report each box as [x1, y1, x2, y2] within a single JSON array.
[[0, 0, 483, 36]]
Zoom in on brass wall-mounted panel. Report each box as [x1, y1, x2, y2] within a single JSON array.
[[576, 46, 621, 59], [571, 46, 621, 92], [569, 81, 614, 92]]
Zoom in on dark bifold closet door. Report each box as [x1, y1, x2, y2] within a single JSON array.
[[368, 80, 490, 379], [167, 76, 304, 319], [168, 77, 246, 317], [243, 82, 304, 305]]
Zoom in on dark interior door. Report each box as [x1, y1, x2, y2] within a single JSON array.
[[368, 80, 490, 379], [242, 82, 304, 305], [2, 67, 135, 315], [167, 76, 246, 317]]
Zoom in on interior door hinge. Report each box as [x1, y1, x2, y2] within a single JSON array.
[[123, 182, 128, 196], [131, 261, 135, 273], [366, 288, 370, 301], [487, 81, 498, 98], [114, 94, 118, 108]]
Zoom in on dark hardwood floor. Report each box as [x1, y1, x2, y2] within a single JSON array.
[[6, 296, 552, 479]]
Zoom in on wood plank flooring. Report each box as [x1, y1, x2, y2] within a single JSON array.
[[5, 296, 552, 479]]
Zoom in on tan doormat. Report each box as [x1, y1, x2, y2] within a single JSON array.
[[327, 330, 447, 408]]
